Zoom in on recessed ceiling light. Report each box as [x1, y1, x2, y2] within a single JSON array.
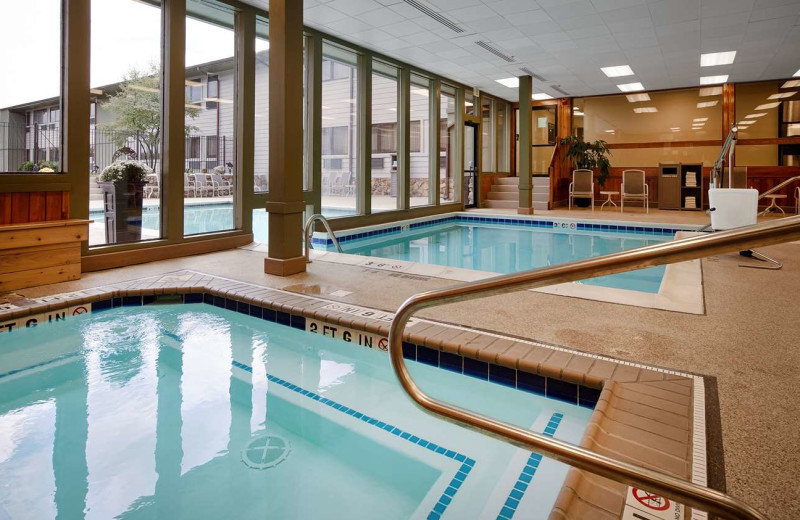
[[601, 65, 634, 78], [746, 113, 767, 118], [532, 93, 553, 100], [701, 51, 736, 67], [626, 93, 651, 102], [699, 87, 723, 96], [781, 80, 800, 88], [700, 75, 728, 85], [633, 107, 657, 113], [671, 127, 681, 131], [693, 118, 708, 122], [768, 92, 796, 99], [697, 100, 719, 108], [495, 77, 519, 88], [617, 82, 644, 92], [756, 102, 781, 110], [693, 122, 706, 126], [738, 120, 756, 125]]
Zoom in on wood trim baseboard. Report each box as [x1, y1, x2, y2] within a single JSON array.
[[81, 233, 254, 272]]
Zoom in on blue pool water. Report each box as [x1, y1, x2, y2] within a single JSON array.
[[0, 305, 591, 519], [335, 219, 670, 293]]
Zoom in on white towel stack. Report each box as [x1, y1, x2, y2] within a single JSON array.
[[685, 196, 697, 209], [685, 172, 697, 187]]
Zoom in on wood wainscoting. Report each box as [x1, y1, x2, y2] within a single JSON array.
[[0, 191, 71, 224]]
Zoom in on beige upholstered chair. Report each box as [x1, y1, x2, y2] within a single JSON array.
[[568, 169, 595, 211], [621, 169, 649, 213]]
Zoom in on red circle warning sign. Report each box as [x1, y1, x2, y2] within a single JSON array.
[[632, 488, 670, 511], [378, 338, 389, 351], [73, 306, 89, 315]]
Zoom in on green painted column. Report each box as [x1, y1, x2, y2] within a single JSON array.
[[518, 75, 533, 215], [264, 0, 306, 276]]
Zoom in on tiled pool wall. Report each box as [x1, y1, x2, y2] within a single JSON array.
[[310, 213, 703, 247], [1, 290, 600, 410]]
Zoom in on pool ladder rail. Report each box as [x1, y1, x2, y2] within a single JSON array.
[[304, 214, 344, 263], [389, 215, 800, 520]]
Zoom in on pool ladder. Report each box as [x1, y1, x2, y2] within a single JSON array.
[[389, 215, 800, 520], [304, 214, 343, 263]]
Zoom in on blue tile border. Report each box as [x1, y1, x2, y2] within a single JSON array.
[[310, 214, 700, 248], [496, 412, 564, 520], [229, 358, 475, 520]]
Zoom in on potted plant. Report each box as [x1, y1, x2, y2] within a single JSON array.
[[560, 135, 612, 206], [98, 159, 152, 244]]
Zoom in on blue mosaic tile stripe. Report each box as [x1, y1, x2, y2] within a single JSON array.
[[311, 214, 698, 247], [496, 412, 564, 520], [230, 360, 475, 520]]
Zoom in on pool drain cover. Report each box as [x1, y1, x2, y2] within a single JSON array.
[[242, 434, 291, 470]]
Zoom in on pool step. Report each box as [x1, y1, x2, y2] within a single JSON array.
[[485, 176, 550, 210]]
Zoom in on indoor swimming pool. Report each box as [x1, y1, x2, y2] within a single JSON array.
[[316, 214, 690, 293], [0, 304, 592, 520]]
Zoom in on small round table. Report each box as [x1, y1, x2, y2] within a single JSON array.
[[600, 191, 619, 211], [760, 194, 787, 216]]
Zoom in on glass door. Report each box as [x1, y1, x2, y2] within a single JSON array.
[[464, 122, 478, 207]]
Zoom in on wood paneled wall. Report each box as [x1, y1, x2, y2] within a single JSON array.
[[0, 191, 71, 225]]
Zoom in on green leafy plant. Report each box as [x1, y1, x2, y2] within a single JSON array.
[[560, 134, 612, 187], [99, 159, 153, 183], [18, 160, 59, 172]]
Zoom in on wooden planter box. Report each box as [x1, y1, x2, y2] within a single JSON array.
[[0, 219, 89, 293]]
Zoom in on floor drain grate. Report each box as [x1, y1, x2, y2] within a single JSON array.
[[242, 434, 291, 470]]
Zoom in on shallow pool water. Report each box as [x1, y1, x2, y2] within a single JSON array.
[[338, 220, 669, 293], [0, 305, 591, 520]]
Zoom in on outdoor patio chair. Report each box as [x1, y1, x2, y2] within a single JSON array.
[[344, 172, 356, 196], [145, 174, 159, 199], [210, 173, 232, 196], [192, 174, 214, 197], [322, 174, 331, 196], [621, 169, 649, 213], [568, 169, 594, 211], [184, 173, 196, 197], [330, 172, 344, 196]]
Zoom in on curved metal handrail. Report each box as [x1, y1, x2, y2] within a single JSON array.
[[389, 215, 800, 520], [758, 175, 800, 200], [303, 214, 344, 263]]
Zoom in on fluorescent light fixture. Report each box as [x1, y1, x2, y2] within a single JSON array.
[[617, 82, 644, 92], [633, 107, 657, 113], [573, 106, 579, 111], [573, 111, 584, 116], [671, 127, 681, 131], [756, 102, 781, 110], [746, 113, 767, 119], [738, 120, 756, 125], [532, 93, 553, 100], [693, 118, 708, 122], [697, 100, 719, 108], [601, 65, 634, 78], [693, 122, 705, 127], [699, 87, 723, 96], [701, 51, 736, 67], [495, 77, 519, 88], [768, 92, 795, 99], [700, 75, 728, 85], [781, 80, 800, 88], [626, 93, 651, 102], [604, 129, 615, 133]]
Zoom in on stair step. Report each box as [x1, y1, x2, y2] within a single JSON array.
[[487, 191, 517, 200], [492, 185, 518, 192], [533, 201, 549, 210], [495, 177, 519, 185], [484, 200, 518, 209]]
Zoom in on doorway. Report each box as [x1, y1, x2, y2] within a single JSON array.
[[464, 122, 478, 208]]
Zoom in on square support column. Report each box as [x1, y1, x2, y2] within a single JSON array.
[[264, 0, 306, 276], [518, 75, 533, 215]]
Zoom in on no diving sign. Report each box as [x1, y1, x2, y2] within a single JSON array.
[[622, 487, 684, 520]]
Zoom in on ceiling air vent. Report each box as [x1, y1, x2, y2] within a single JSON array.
[[551, 85, 570, 96], [401, 0, 464, 33], [476, 41, 515, 63], [519, 67, 546, 82]]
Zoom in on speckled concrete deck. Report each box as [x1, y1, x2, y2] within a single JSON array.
[[1, 230, 798, 519]]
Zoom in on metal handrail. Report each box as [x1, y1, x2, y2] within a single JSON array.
[[303, 214, 343, 263], [389, 216, 800, 520], [758, 176, 800, 200]]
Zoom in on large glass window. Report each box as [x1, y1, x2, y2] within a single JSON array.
[[440, 84, 457, 203], [321, 44, 360, 218], [481, 97, 494, 172], [496, 101, 510, 172], [410, 75, 431, 207], [371, 61, 399, 212], [735, 80, 800, 166], [254, 18, 269, 193], [0, 0, 62, 173], [89, 0, 163, 246], [184, 0, 236, 236]]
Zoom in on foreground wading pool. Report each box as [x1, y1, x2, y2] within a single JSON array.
[[0, 304, 592, 520]]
